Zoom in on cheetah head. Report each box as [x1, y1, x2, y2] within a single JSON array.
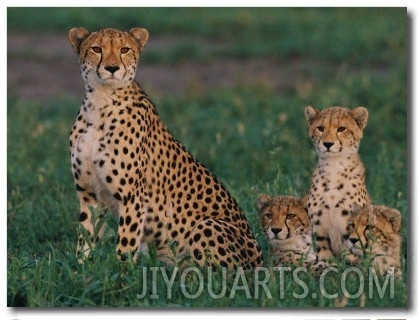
[[347, 203, 401, 257], [305, 106, 368, 158], [68, 27, 149, 88], [257, 194, 310, 242]]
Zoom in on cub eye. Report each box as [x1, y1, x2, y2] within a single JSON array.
[[91, 46, 102, 54], [316, 126, 324, 132], [337, 127, 346, 133], [265, 213, 273, 220], [120, 47, 130, 54], [286, 213, 296, 220]]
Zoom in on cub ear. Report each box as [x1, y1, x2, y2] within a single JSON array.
[[68, 27, 90, 54], [298, 194, 309, 211], [257, 194, 271, 211], [352, 202, 365, 217], [304, 106, 319, 124], [350, 106, 369, 130], [378, 206, 401, 233], [129, 28, 149, 51]]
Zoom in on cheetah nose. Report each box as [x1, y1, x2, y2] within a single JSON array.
[[349, 237, 359, 244], [323, 142, 334, 150], [105, 65, 120, 74], [271, 228, 281, 236]]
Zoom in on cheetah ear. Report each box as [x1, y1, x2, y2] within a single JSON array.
[[350, 106, 369, 130], [379, 206, 402, 233], [298, 194, 309, 211], [68, 27, 90, 54], [305, 106, 319, 124], [257, 194, 271, 211], [129, 28, 149, 51]]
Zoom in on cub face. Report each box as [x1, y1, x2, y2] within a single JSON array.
[[305, 106, 368, 158], [68, 27, 149, 88], [258, 194, 310, 242], [347, 204, 402, 260]]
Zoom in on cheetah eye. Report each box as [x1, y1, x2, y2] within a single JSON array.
[[91, 46, 102, 54], [265, 213, 273, 220], [337, 126, 346, 133], [286, 213, 296, 220], [316, 126, 324, 132], [120, 47, 130, 54]]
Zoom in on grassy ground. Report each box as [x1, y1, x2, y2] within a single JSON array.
[[7, 7, 407, 307]]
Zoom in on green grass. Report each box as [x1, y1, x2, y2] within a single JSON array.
[[7, 8, 407, 307], [8, 7, 406, 65]]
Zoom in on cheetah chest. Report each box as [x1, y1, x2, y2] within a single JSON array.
[[308, 157, 368, 229], [70, 103, 131, 214]]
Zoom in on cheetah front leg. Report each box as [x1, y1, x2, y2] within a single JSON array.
[[312, 230, 336, 272], [75, 190, 107, 262], [114, 193, 150, 262]]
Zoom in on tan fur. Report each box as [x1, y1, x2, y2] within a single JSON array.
[[305, 106, 370, 267], [258, 194, 315, 266], [68, 27, 262, 269], [348, 204, 402, 278]]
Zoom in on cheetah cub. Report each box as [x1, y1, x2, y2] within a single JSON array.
[[347, 204, 402, 278], [258, 194, 315, 266], [68, 27, 262, 269], [305, 106, 370, 267]]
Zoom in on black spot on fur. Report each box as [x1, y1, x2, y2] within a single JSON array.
[[79, 211, 88, 222]]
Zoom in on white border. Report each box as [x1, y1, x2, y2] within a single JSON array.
[[3, 2, 417, 319]]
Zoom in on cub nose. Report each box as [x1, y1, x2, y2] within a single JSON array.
[[349, 237, 359, 244], [105, 65, 120, 74], [271, 228, 282, 236], [323, 141, 334, 150]]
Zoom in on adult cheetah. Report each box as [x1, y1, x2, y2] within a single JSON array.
[[68, 27, 262, 269]]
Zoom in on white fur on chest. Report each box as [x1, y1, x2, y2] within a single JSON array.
[[271, 233, 316, 263], [309, 156, 365, 207], [277, 233, 311, 251], [71, 89, 126, 213], [308, 155, 367, 236]]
